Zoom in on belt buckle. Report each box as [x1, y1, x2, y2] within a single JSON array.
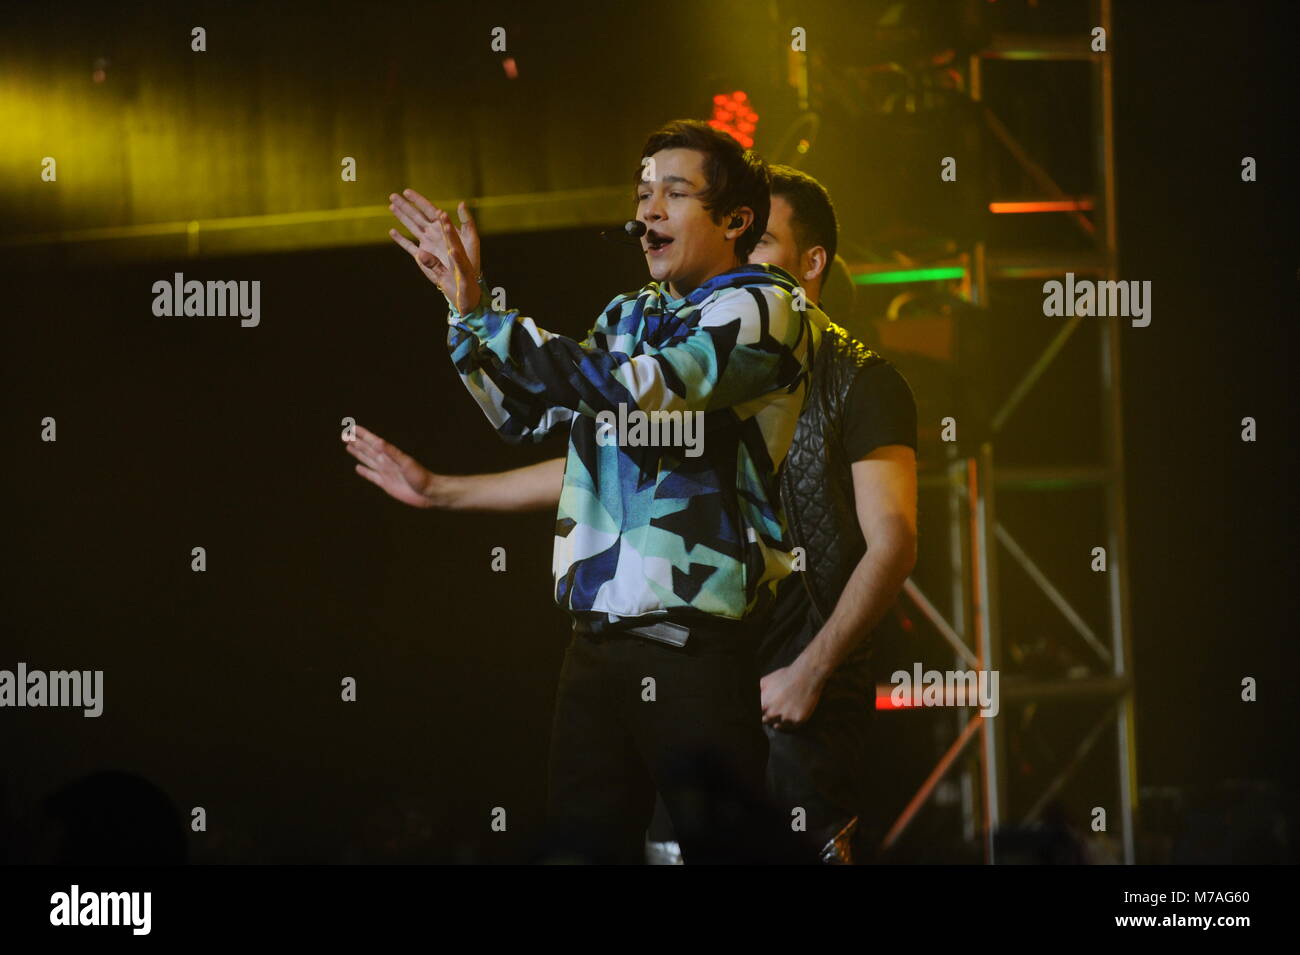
[[627, 621, 691, 648]]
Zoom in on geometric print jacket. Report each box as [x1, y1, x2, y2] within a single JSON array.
[[446, 262, 822, 631]]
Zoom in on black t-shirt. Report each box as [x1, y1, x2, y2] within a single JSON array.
[[759, 358, 918, 675]]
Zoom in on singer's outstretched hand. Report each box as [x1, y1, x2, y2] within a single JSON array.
[[389, 190, 482, 313]]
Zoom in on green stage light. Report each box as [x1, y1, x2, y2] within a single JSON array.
[[852, 266, 966, 286]]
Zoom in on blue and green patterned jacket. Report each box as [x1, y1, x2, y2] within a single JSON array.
[[445, 263, 822, 631]]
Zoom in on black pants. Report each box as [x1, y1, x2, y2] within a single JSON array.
[[763, 670, 874, 852], [544, 624, 777, 864], [647, 626, 876, 861]]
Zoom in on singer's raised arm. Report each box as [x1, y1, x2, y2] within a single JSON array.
[[444, 270, 814, 445]]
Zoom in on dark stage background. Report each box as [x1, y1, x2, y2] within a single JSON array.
[[1, 0, 1296, 863]]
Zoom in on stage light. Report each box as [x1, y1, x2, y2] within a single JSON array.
[[989, 198, 1094, 214], [853, 266, 966, 286], [709, 90, 758, 148]]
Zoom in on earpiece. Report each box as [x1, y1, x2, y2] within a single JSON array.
[[729, 215, 743, 229]]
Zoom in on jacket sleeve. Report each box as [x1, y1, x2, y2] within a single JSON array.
[[446, 281, 812, 439], [445, 280, 624, 443]]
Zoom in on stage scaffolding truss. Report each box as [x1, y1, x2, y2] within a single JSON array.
[[873, 0, 1138, 865]]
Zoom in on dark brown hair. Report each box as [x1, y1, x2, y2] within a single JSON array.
[[769, 164, 839, 265], [637, 119, 771, 261]]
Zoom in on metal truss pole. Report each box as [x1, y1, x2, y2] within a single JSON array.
[[1094, 0, 1139, 865]]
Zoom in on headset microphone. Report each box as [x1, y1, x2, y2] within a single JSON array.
[[600, 219, 647, 245]]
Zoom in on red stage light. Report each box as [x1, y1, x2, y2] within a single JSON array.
[[710, 91, 758, 148]]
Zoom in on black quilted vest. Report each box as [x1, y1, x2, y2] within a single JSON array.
[[777, 320, 889, 627]]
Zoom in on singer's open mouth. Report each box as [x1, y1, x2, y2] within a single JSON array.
[[646, 230, 674, 253]]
